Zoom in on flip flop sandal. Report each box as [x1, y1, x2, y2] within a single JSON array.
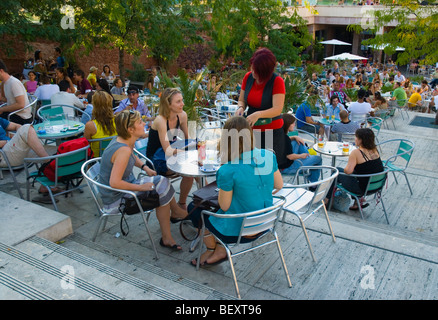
[[190, 246, 216, 267], [159, 238, 182, 251]]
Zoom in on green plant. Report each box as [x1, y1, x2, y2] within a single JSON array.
[[159, 69, 208, 123], [343, 87, 358, 101], [283, 74, 308, 113], [126, 59, 148, 82], [306, 63, 324, 79]]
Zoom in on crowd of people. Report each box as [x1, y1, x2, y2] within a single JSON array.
[[1, 44, 437, 263]]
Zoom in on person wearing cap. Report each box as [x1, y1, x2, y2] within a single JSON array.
[[87, 66, 98, 89], [114, 86, 152, 119]]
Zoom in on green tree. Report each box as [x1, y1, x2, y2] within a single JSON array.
[[348, 1, 438, 65], [194, 0, 311, 65]]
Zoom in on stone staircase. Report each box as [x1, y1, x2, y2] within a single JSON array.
[[0, 192, 236, 300]]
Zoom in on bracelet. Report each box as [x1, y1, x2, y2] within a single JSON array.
[[141, 164, 147, 171]]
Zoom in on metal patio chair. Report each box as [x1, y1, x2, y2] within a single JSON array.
[[196, 195, 291, 299], [278, 166, 339, 262], [81, 158, 159, 259]]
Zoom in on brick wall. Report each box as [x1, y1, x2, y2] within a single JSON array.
[[0, 36, 212, 79]]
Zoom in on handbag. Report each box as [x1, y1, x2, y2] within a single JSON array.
[[179, 181, 220, 241], [190, 181, 220, 214], [119, 190, 160, 236]]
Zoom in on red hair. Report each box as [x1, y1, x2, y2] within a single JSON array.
[[249, 48, 277, 83]]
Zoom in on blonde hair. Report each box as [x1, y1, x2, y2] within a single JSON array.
[[91, 91, 116, 136], [159, 88, 182, 119], [115, 110, 141, 139]]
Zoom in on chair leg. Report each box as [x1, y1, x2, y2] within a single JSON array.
[[402, 172, 413, 195], [321, 202, 336, 243], [226, 249, 241, 299], [380, 197, 389, 224], [92, 215, 107, 242], [140, 210, 159, 260], [274, 232, 292, 288], [47, 189, 59, 212], [392, 171, 399, 184], [298, 217, 317, 262]]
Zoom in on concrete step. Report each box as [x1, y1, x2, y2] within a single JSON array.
[[1, 236, 235, 300]]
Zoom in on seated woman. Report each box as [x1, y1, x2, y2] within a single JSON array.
[[372, 91, 388, 112], [325, 128, 384, 211], [24, 71, 38, 94], [100, 65, 115, 82], [146, 88, 195, 210], [84, 91, 117, 157], [189, 116, 283, 266], [278, 113, 322, 183], [98, 110, 188, 250]]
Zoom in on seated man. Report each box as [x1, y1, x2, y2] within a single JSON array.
[[330, 110, 361, 142], [348, 89, 373, 122], [114, 86, 152, 118], [0, 118, 52, 168], [51, 80, 84, 110], [0, 59, 32, 125], [391, 81, 408, 106], [407, 87, 422, 109], [73, 69, 93, 98], [295, 98, 324, 137], [34, 74, 60, 101], [325, 95, 345, 120]]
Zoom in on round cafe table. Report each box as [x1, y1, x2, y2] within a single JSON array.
[[166, 149, 219, 188], [319, 118, 340, 126], [313, 141, 356, 167], [34, 120, 85, 144]]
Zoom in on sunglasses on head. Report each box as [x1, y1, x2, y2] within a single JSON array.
[[126, 110, 135, 130], [128, 90, 138, 95]]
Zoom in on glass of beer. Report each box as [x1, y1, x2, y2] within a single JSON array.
[[342, 142, 350, 155], [318, 137, 325, 149]]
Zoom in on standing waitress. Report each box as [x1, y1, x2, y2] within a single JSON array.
[[235, 48, 287, 168]]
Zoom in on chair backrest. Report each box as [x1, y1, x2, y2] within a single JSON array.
[[88, 136, 116, 157], [38, 104, 91, 123], [365, 170, 388, 195], [81, 158, 106, 213], [238, 196, 286, 241], [134, 138, 149, 156], [338, 132, 356, 144], [281, 166, 339, 213], [366, 117, 383, 136], [378, 139, 415, 169], [7, 97, 38, 124], [53, 145, 91, 181], [350, 112, 367, 126]]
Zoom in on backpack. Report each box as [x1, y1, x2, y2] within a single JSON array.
[[39, 138, 92, 182]]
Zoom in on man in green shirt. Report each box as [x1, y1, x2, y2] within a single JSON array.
[[391, 82, 407, 106]]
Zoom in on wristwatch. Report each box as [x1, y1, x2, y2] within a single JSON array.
[[141, 164, 147, 171], [151, 185, 155, 190]]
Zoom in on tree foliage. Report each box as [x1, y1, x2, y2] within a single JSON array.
[[348, 1, 438, 65]]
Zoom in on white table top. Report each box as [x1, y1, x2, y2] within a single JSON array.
[[313, 141, 355, 158], [166, 149, 219, 178]]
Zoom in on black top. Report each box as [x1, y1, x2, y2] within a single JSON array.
[[278, 133, 294, 170], [354, 149, 384, 192], [146, 116, 180, 159]]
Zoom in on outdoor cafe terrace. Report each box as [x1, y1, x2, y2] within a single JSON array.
[[0, 95, 437, 300]]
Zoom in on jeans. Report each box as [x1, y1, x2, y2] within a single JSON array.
[[281, 140, 322, 182]]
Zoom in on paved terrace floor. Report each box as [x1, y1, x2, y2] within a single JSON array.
[[0, 110, 437, 301]]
